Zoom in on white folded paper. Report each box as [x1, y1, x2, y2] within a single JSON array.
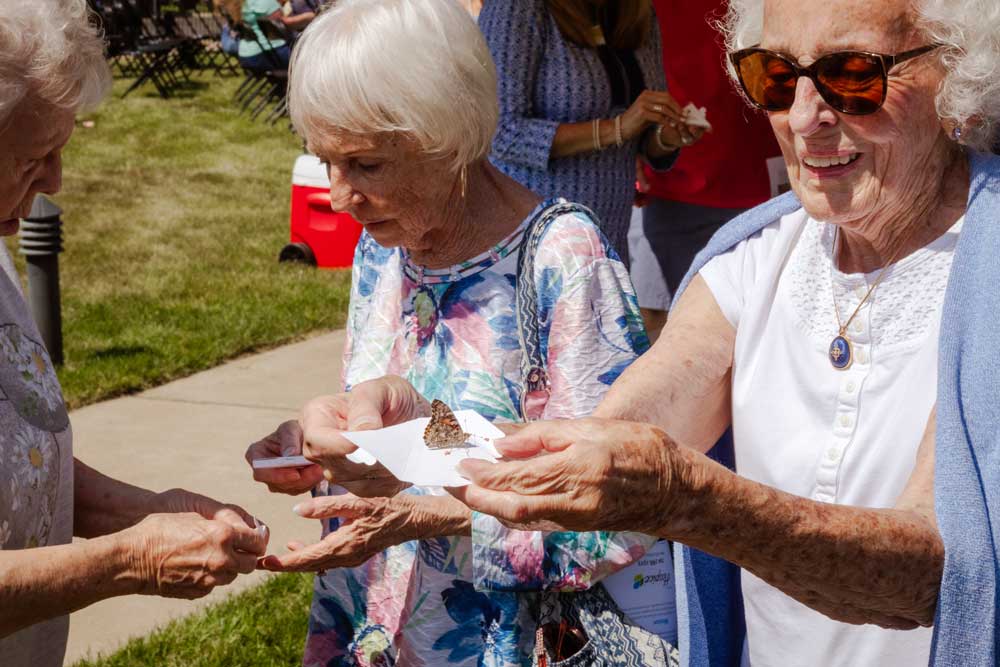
[[682, 103, 712, 131], [341, 410, 505, 487]]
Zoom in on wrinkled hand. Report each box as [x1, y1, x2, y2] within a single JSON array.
[[246, 420, 325, 495], [449, 418, 678, 534], [153, 487, 262, 534], [619, 89, 685, 141], [299, 376, 430, 497], [128, 511, 269, 599], [258, 493, 460, 572]]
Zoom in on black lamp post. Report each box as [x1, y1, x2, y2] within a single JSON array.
[[18, 194, 64, 365]]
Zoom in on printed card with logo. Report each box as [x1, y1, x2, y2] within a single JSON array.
[[603, 540, 678, 645]]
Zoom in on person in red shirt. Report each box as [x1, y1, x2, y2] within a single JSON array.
[[629, 0, 784, 339]]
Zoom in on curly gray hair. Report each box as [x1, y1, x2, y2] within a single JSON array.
[[721, 0, 1000, 151], [0, 0, 111, 130]]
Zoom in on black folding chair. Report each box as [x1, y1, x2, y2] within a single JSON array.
[[96, 0, 188, 98], [171, 2, 240, 76]]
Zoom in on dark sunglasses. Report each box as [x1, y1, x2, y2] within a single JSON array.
[[730, 44, 940, 115]]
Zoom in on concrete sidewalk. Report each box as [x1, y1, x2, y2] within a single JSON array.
[[64, 330, 346, 665]]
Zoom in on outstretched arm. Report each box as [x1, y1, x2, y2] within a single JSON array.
[[0, 528, 142, 638], [666, 411, 940, 628], [594, 274, 735, 452], [454, 411, 942, 629], [0, 459, 268, 638]]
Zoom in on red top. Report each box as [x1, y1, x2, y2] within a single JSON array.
[[645, 0, 782, 208]]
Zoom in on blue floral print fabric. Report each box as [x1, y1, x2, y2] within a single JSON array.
[[304, 201, 656, 667]]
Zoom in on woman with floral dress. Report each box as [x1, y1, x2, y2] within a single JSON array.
[[246, 1, 677, 665], [283, 208, 659, 666]]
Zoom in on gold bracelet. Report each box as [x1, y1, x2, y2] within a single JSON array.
[[592, 118, 602, 151], [614, 115, 624, 148]]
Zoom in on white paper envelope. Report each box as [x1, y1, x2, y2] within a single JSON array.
[[340, 410, 505, 487]]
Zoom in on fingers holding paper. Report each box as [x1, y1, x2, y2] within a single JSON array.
[[298, 377, 432, 496], [450, 418, 679, 535], [305, 376, 432, 437], [653, 102, 711, 150], [245, 420, 325, 495], [248, 376, 430, 497]]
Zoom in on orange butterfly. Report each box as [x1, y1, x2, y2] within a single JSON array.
[[424, 399, 470, 450]]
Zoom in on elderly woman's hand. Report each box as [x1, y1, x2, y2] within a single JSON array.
[[258, 493, 471, 572], [125, 511, 269, 599], [299, 376, 431, 497], [245, 420, 326, 495], [450, 418, 678, 534], [153, 487, 268, 536]]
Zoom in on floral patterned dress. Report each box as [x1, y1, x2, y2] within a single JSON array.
[[0, 256, 74, 667], [304, 201, 657, 667]]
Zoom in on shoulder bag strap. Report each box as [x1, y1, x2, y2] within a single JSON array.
[[514, 200, 596, 422]]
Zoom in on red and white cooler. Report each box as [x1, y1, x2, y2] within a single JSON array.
[[281, 154, 363, 268]]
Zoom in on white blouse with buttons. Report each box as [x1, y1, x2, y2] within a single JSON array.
[[700, 208, 961, 667]]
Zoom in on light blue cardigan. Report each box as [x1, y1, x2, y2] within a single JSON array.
[[670, 150, 1000, 667]]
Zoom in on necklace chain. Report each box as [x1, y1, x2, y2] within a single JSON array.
[[832, 226, 915, 336]]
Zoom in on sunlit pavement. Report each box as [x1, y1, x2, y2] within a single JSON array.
[[64, 330, 345, 664]]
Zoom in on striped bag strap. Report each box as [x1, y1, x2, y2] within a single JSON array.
[[514, 199, 596, 422]]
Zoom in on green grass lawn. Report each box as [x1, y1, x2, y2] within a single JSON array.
[[4, 71, 351, 408], [71, 573, 315, 667]]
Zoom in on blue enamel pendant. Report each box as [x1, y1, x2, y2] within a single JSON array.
[[829, 335, 853, 370]]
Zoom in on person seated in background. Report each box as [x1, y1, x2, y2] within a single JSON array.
[[246, 1, 677, 665], [238, 0, 291, 70], [277, 0, 320, 33], [0, 3, 269, 666], [214, 0, 243, 55]]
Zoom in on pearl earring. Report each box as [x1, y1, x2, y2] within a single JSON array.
[[952, 125, 963, 142]]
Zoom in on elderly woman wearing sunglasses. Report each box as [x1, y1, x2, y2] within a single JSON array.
[[310, 0, 1000, 664]]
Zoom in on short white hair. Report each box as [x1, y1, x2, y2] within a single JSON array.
[[0, 0, 111, 130], [288, 0, 498, 172], [721, 0, 1000, 151]]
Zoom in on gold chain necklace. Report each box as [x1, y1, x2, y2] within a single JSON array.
[[828, 226, 913, 370]]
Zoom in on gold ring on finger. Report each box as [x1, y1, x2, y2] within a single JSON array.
[[653, 104, 664, 113]]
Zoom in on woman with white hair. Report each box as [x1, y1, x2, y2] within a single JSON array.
[[308, 0, 1000, 664], [0, 2, 270, 665], [246, 1, 679, 665]]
